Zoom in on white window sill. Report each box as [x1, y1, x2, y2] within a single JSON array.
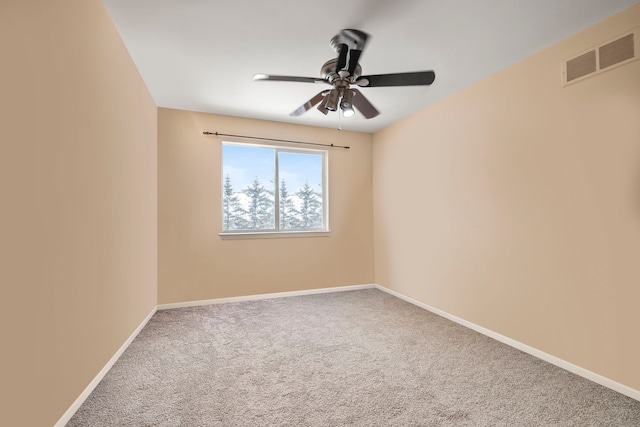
[[219, 231, 331, 240]]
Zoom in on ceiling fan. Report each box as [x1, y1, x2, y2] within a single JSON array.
[[253, 29, 436, 119]]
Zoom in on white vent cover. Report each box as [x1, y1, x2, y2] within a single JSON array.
[[562, 27, 639, 86]]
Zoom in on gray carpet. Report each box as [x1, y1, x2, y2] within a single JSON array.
[[68, 289, 640, 426]]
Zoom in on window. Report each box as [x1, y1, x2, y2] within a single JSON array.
[[221, 142, 328, 235]]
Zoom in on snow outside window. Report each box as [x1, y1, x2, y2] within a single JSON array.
[[222, 142, 328, 234]]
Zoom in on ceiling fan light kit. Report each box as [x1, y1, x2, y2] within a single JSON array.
[[253, 29, 436, 120], [340, 89, 355, 117]]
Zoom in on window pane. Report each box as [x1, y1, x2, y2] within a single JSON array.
[[278, 151, 323, 230], [222, 145, 275, 230]]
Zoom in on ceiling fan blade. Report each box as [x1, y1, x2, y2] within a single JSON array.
[[336, 43, 348, 72], [351, 89, 379, 119], [339, 29, 369, 76], [340, 29, 369, 52], [253, 74, 327, 84], [357, 71, 436, 87], [347, 50, 363, 76], [289, 91, 328, 117]]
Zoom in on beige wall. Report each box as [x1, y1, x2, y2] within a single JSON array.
[[1, 0, 637, 422], [158, 108, 374, 304], [373, 4, 640, 392], [0, 0, 157, 425]]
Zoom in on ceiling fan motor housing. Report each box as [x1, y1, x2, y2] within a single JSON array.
[[321, 59, 362, 83]]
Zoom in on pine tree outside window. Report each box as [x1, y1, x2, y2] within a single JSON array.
[[221, 142, 328, 235]]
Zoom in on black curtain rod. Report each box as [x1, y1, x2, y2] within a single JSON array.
[[203, 131, 350, 149]]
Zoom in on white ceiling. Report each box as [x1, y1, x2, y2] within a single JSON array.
[[102, 0, 638, 133]]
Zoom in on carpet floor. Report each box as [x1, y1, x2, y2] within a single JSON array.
[[68, 289, 640, 426]]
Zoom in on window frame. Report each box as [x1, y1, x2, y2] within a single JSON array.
[[220, 141, 330, 238]]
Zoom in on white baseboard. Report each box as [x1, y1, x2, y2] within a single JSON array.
[[57, 282, 638, 427], [157, 284, 376, 310], [54, 306, 157, 427], [374, 284, 640, 403], [57, 285, 373, 425]]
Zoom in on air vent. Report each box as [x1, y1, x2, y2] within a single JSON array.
[[566, 50, 597, 82], [599, 33, 635, 69], [562, 27, 639, 86]]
